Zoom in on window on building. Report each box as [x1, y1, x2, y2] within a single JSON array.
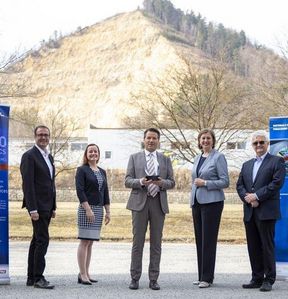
[[105, 151, 112, 159], [226, 142, 236, 149], [226, 142, 246, 150], [54, 143, 68, 151], [171, 141, 190, 150], [71, 143, 88, 151], [237, 142, 246, 149]]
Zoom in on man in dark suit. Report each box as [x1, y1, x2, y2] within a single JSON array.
[[20, 125, 56, 289], [237, 130, 285, 292], [125, 128, 175, 290]]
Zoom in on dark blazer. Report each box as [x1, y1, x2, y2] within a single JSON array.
[[75, 164, 110, 206], [20, 146, 56, 212], [236, 153, 285, 221]]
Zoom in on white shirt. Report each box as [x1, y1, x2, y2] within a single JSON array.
[[252, 152, 268, 182], [35, 144, 53, 179], [252, 152, 268, 201]]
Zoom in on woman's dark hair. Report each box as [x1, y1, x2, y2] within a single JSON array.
[[82, 143, 100, 165], [197, 129, 216, 150]]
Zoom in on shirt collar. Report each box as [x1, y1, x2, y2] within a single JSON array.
[[255, 152, 268, 161], [35, 144, 49, 156], [144, 149, 157, 157]]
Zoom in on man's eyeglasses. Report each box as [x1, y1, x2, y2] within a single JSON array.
[[36, 134, 50, 138], [252, 141, 266, 146]]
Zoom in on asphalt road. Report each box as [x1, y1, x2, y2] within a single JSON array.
[[1, 241, 288, 298]]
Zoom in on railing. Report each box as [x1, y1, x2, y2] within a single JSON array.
[[10, 189, 241, 204]]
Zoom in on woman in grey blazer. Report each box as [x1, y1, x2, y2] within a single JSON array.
[[190, 129, 229, 288]]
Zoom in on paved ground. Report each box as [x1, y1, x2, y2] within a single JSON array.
[[1, 241, 288, 298]]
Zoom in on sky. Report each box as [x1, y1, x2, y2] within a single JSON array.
[[0, 0, 287, 58]]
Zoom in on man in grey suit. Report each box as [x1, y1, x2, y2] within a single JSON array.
[[125, 128, 175, 290]]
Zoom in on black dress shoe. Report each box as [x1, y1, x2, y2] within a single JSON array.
[[26, 278, 34, 286], [260, 281, 272, 292], [77, 274, 92, 285], [149, 280, 160, 290], [242, 280, 262, 289], [129, 279, 139, 290], [89, 278, 98, 283], [34, 278, 55, 289]]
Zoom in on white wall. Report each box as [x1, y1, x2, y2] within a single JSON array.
[[89, 128, 257, 171]]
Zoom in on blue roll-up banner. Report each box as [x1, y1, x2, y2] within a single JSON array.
[[0, 105, 10, 285], [269, 116, 288, 280]]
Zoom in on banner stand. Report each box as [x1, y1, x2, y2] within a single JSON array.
[[269, 116, 288, 281], [0, 105, 10, 285]]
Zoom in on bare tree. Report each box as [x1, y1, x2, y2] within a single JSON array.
[[125, 54, 253, 163], [254, 45, 288, 126], [0, 51, 37, 100], [11, 102, 84, 176]]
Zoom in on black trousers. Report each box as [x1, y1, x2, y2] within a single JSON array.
[[244, 212, 276, 284], [28, 211, 52, 281], [192, 200, 224, 283]]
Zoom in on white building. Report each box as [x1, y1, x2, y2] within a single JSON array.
[[88, 127, 257, 171], [8, 127, 260, 171], [9, 137, 88, 167]]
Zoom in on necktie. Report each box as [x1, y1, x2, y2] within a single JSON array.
[[146, 153, 158, 197]]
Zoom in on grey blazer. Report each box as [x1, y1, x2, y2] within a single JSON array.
[[125, 151, 175, 214], [190, 149, 229, 206]]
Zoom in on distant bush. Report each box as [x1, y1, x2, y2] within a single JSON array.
[[9, 166, 239, 192], [162, 31, 192, 46]]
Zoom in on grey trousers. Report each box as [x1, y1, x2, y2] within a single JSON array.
[[130, 194, 165, 281]]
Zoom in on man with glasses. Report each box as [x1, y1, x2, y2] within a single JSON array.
[[237, 130, 285, 292], [20, 125, 56, 289]]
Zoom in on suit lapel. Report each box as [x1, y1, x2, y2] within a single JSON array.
[[247, 159, 255, 184], [193, 155, 201, 177], [253, 153, 271, 184], [198, 149, 215, 175], [48, 154, 55, 179], [34, 146, 53, 180], [140, 151, 147, 177], [156, 152, 163, 177]]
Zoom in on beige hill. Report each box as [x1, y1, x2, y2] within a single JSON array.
[[3, 10, 205, 135]]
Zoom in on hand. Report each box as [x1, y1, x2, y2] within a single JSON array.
[[105, 213, 111, 225], [193, 178, 206, 187], [153, 177, 163, 187], [244, 193, 257, 204], [251, 201, 259, 208], [52, 210, 56, 218], [86, 209, 95, 223], [30, 212, 39, 221], [141, 177, 153, 186]]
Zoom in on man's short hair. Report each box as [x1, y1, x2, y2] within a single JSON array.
[[34, 125, 50, 136], [144, 128, 160, 139], [251, 130, 269, 143]]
